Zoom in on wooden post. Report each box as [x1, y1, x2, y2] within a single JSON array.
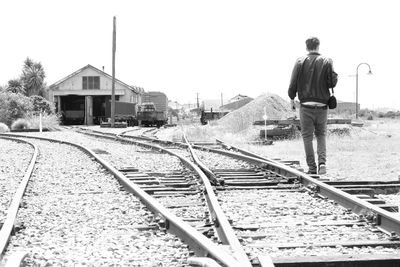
[[111, 16, 116, 127], [39, 110, 43, 133], [263, 106, 267, 140]]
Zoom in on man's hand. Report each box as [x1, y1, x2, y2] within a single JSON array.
[[290, 99, 296, 111]]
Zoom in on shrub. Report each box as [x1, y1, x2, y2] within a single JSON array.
[[0, 92, 33, 126], [0, 122, 10, 132], [385, 111, 397, 118], [11, 118, 30, 130], [24, 113, 60, 130], [30, 95, 55, 114]]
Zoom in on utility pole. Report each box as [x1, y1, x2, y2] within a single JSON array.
[[221, 93, 223, 107], [111, 16, 116, 127], [196, 93, 200, 116]]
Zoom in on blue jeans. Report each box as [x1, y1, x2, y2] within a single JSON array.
[[299, 106, 328, 172]]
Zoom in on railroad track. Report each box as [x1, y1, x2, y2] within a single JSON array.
[[114, 126, 400, 266], [1, 130, 245, 266], [3, 127, 400, 266], [0, 136, 37, 265], [195, 138, 400, 266], [0, 135, 234, 266], [72, 127, 252, 266]]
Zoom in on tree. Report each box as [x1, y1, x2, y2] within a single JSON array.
[[0, 92, 33, 126], [30, 95, 55, 114], [21, 57, 46, 96], [6, 79, 25, 94]]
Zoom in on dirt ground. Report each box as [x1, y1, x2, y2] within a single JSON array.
[[224, 119, 400, 181]]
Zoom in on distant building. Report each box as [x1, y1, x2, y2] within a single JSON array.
[[228, 94, 249, 103], [202, 94, 253, 112], [181, 103, 197, 111], [220, 96, 253, 112], [168, 100, 183, 110], [48, 64, 143, 125], [201, 99, 222, 111]]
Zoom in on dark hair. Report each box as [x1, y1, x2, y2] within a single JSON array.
[[306, 37, 320, 51]]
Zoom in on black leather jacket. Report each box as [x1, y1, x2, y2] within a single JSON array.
[[288, 52, 337, 104]]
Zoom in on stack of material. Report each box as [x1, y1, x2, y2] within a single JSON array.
[[260, 125, 297, 139], [218, 93, 296, 132], [100, 122, 128, 128]]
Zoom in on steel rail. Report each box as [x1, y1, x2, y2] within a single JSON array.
[[1, 133, 241, 267], [4, 251, 28, 267], [212, 138, 400, 237], [0, 136, 38, 261], [118, 132, 400, 262], [119, 129, 263, 266], [119, 128, 187, 146], [182, 134, 253, 267], [80, 128, 253, 265], [188, 257, 226, 267], [80, 129, 252, 266], [77, 129, 400, 263], [215, 139, 272, 162]]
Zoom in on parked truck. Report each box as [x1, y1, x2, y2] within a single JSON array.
[[104, 101, 137, 126], [137, 92, 168, 127]]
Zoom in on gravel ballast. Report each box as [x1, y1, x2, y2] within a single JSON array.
[[3, 138, 191, 266], [10, 131, 205, 222], [18, 131, 183, 172], [195, 149, 254, 170], [219, 190, 400, 258], [12, 129, 399, 263], [0, 139, 33, 223]]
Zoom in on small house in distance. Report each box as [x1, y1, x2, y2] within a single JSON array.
[[48, 64, 143, 125], [220, 96, 253, 112], [228, 94, 250, 103], [201, 99, 222, 111]]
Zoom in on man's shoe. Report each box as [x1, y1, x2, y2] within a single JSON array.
[[307, 170, 317, 175], [318, 164, 326, 175]]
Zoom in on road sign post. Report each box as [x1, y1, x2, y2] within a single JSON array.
[[263, 107, 268, 140]]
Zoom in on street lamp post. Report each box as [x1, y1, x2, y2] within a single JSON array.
[[355, 63, 372, 119]]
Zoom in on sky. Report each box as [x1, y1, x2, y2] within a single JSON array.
[[1, 0, 399, 110]]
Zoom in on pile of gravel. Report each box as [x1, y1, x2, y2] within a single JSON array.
[[218, 93, 296, 132]]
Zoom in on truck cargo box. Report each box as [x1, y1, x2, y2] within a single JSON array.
[[142, 92, 168, 113], [105, 101, 136, 117]]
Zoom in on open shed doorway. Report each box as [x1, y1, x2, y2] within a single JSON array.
[[60, 95, 85, 125], [93, 95, 109, 124]]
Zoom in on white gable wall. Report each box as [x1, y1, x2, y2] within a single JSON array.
[[57, 68, 129, 91], [50, 67, 139, 103]]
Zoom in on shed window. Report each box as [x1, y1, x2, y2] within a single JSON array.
[[82, 76, 100, 89]]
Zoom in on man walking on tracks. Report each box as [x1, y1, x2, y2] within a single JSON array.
[[288, 37, 338, 175]]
